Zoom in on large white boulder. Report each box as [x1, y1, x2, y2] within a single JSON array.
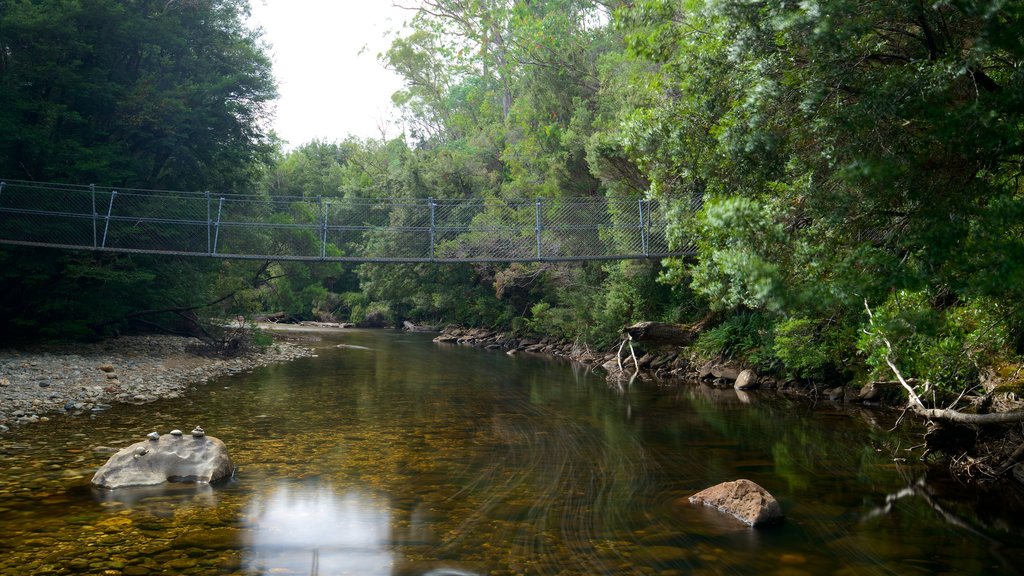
[[91, 428, 234, 489]]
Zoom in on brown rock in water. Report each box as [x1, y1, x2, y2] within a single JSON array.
[[91, 431, 234, 489], [688, 479, 783, 526]]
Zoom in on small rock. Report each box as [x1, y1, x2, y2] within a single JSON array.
[[98, 364, 115, 373]]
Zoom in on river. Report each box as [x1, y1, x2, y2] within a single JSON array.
[[0, 329, 1022, 575]]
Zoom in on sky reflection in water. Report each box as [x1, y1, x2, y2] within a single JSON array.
[[245, 482, 396, 575]]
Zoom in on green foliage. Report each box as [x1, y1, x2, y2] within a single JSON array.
[[685, 196, 789, 313], [690, 311, 776, 367], [0, 0, 276, 189], [772, 317, 857, 382], [858, 292, 1009, 395], [592, 0, 1024, 388], [250, 328, 275, 349]]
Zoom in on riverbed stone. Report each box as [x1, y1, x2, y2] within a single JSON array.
[[688, 479, 783, 526], [734, 369, 759, 391], [91, 432, 234, 489]]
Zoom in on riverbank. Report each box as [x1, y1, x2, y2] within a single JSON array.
[[435, 326, 779, 389], [0, 335, 312, 431], [434, 325, 1024, 487]]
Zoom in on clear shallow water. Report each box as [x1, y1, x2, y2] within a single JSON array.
[[1, 329, 1022, 575]]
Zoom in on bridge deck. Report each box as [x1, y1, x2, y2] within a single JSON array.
[[0, 180, 694, 263]]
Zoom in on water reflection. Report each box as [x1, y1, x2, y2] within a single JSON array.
[[91, 481, 217, 513], [245, 483, 393, 575]]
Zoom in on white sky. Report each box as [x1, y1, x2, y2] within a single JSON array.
[[247, 1, 411, 147]]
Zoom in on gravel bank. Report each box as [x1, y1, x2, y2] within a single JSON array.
[[0, 335, 312, 431]]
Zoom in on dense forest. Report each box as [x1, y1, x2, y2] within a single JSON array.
[[2, 0, 1023, 410]]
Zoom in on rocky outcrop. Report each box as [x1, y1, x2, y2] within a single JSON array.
[[433, 327, 690, 379], [698, 359, 743, 381], [688, 479, 783, 526], [91, 428, 234, 489]]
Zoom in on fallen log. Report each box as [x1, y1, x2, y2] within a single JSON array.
[[621, 321, 698, 346]]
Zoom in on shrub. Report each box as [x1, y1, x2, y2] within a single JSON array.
[[857, 291, 1009, 396], [691, 311, 777, 368]]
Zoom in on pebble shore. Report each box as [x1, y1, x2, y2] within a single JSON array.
[[0, 335, 312, 431]]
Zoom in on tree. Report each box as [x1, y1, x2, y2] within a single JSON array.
[[0, 0, 278, 341], [613, 0, 1024, 391], [0, 0, 276, 189]]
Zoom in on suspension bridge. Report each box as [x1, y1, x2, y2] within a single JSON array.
[[0, 179, 694, 263]]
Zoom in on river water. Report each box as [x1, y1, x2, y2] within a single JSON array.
[[1, 330, 1022, 575]]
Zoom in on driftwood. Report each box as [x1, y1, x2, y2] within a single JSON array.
[[403, 320, 440, 332], [621, 321, 698, 346], [863, 299, 1024, 429]]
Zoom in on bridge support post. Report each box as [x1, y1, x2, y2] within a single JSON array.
[[321, 200, 329, 260], [100, 191, 117, 249], [535, 199, 543, 259], [639, 198, 649, 257], [90, 184, 97, 249], [429, 197, 436, 261], [206, 191, 212, 254], [212, 197, 224, 255]]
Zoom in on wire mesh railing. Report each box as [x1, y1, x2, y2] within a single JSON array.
[[0, 179, 696, 262]]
